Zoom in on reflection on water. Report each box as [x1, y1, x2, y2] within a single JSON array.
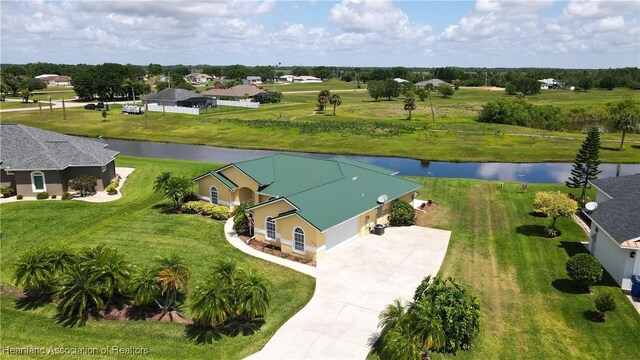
[[101, 138, 640, 184]]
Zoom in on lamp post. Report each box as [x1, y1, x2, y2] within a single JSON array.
[[273, 61, 281, 92]]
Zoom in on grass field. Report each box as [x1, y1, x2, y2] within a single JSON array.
[[414, 178, 640, 359], [0, 156, 315, 360], [2, 85, 639, 163]]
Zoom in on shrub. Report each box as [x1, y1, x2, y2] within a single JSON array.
[[51, 194, 57, 199], [594, 291, 616, 321], [566, 253, 603, 292], [182, 190, 199, 203], [201, 203, 230, 220], [16, 194, 23, 200], [105, 182, 118, 195], [0, 186, 15, 198], [62, 192, 73, 200], [533, 191, 578, 232], [182, 201, 204, 214], [68, 175, 97, 197], [389, 200, 415, 226], [36, 191, 49, 200], [477, 98, 569, 131]]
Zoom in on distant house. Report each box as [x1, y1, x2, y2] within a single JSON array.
[[185, 73, 213, 85], [36, 75, 72, 86], [415, 79, 450, 88], [394, 78, 409, 83], [584, 173, 640, 291], [279, 75, 296, 82], [202, 84, 266, 101], [141, 88, 214, 108], [0, 124, 118, 197], [246, 76, 262, 85], [292, 76, 322, 83], [538, 78, 560, 90]]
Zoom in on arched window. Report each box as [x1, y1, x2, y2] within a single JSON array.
[[210, 186, 218, 204], [30, 171, 46, 192], [293, 227, 305, 254], [266, 217, 276, 240]]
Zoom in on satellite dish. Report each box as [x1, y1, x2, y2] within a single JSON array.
[[585, 202, 598, 211], [377, 194, 388, 204]]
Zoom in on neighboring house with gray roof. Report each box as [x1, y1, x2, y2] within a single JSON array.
[[141, 88, 214, 108], [584, 173, 640, 291], [415, 78, 450, 88], [0, 124, 118, 197]]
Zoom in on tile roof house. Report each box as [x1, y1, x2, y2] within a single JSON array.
[[141, 88, 213, 108], [201, 84, 266, 100], [584, 173, 640, 290], [292, 76, 322, 83], [415, 78, 450, 88], [0, 124, 118, 197], [194, 154, 420, 261], [185, 73, 213, 85], [37, 75, 72, 86]]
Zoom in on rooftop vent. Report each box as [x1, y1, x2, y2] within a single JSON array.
[[585, 202, 598, 211], [377, 194, 389, 204]]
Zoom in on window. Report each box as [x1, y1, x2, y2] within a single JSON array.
[[30, 171, 46, 192], [210, 186, 218, 204], [101, 165, 107, 173], [293, 228, 305, 253], [266, 217, 276, 240]]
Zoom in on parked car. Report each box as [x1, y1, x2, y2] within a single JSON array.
[[122, 105, 144, 114], [84, 104, 96, 110], [96, 102, 105, 110]]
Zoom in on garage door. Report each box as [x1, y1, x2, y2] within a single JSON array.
[[324, 216, 360, 251]]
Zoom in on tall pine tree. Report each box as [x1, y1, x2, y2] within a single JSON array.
[[566, 127, 601, 205]]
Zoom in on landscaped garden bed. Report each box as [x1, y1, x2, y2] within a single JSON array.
[[241, 235, 317, 267]]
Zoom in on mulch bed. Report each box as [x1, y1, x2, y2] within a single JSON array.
[[241, 235, 317, 267], [0, 284, 25, 298]]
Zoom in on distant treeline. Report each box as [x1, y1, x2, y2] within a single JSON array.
[[1, 62, 638, 101]]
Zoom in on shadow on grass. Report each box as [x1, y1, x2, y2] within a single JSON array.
[[558, 241, 588, 258], [14, 296, 50, 311], [600, 146, 621, 152], [552, 279, 588, 294], [583, 310, 603, 322], [631, 144, 640, 150], [528, 211, 547, 218], [152, 203, 180, 214], [515, 224, 548, 237], [185, 317, 266, 344]]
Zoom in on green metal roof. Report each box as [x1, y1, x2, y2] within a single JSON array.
[[226, 154, 421, 232], [211, 172, 237, 189]]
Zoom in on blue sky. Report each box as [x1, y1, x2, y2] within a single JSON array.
[[1, 0, 639, 68]]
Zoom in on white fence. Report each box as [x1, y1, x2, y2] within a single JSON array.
[[146, 104, 200, 115], [216, 100, 260, 109]]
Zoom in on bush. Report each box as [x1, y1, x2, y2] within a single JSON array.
[[594, 291, 616, 321], [477, 98, 569, 131], [51, 194, 57, 199], [389, 200, 415, 226], [252, 92, 283, 104], [566, 253, 603, 292], [68, 175, 97, 197], [182, 201, 204, 214], [182, 190, 199, 203], [203, 204, 230, 220], [36, 192, 49, 200], [62, 192, 73, 200], [0, 186, 15, 198], [16, 194, 23, 200]]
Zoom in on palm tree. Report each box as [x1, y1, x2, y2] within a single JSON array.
[[607, 99, 639, 150], [329, 94, 342, 116], [121, 78, 139, 104], [80, 246, 131, 302], [232, 202, 253, 234], [410, 300, 445, 357], [404, 97, 416, 120], [235, 271, 270, 319], [55, 265, 104, 325], [49, 247, 77, 273], [382, 320, 423, 360], [162, 175, 192, 207], [153, 171, 172, 193], [425, 83, 435, 122], [155, 255, 191, 317], [190, 279, 233, 327], [13, 248, 55, 294], [212, 260, 241, 286], [129, 267, 162, 306], [316, 89, 331, 111]]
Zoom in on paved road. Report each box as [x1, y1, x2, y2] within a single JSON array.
[[247, 226, 451, 360]]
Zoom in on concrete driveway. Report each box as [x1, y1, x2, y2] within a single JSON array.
[[247, 226, 451, 360]]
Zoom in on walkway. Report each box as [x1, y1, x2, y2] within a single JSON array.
[[243, 226, 451, 360]]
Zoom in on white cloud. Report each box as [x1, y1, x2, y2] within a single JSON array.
[[564, 0, 639, 18], [329, 0, 431, 35], [584, 16, 626, 33]]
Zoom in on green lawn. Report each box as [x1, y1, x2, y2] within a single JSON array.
[[1, 88, 638, 163], [0, 156, 315, 360], [414, 178, 640, 359]]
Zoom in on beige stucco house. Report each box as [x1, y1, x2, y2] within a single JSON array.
[[194, 154, 420, 261]]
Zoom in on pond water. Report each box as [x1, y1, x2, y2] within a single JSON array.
[[100, 138, 640, 184]]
